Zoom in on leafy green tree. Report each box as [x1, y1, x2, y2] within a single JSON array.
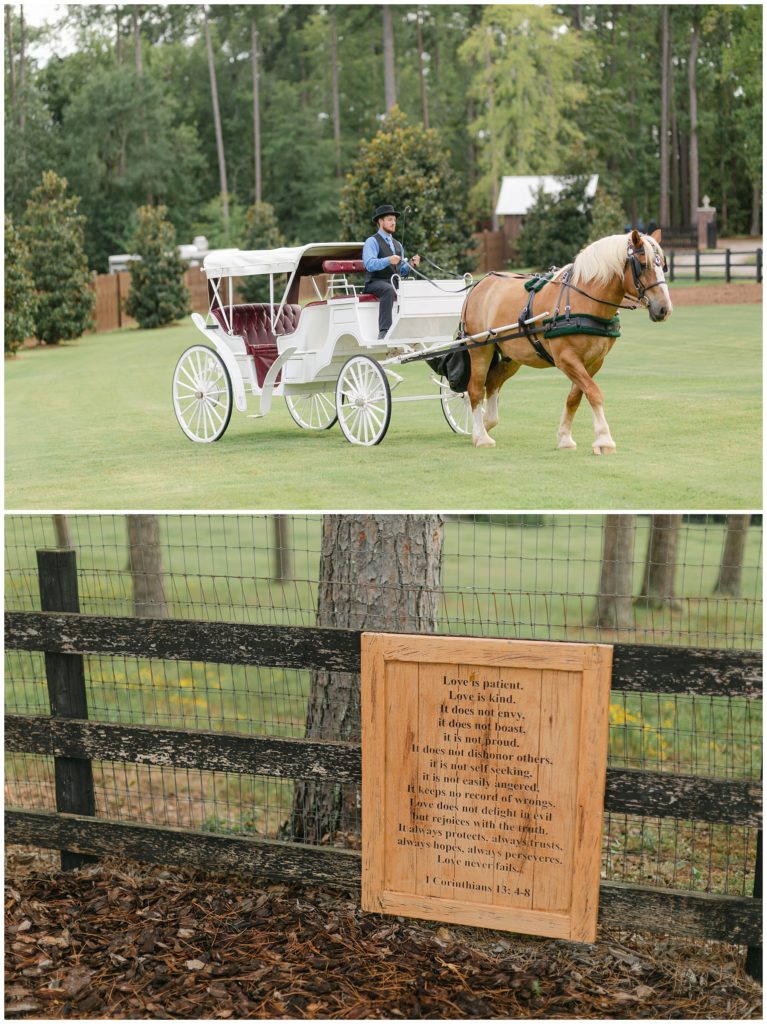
[[586, 187, 627, 244], [192, 194, 248, 250], [460, 6, 588, 221], [125, 205, 190, 329], [340, 107, 473, 271], [239, 202, 287, 303], [4, 214, 37, 354], [22, 170, 94, 345], [517, 178, 595, 270]]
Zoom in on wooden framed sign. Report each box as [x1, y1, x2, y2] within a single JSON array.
[[361, 634, 613, 943]]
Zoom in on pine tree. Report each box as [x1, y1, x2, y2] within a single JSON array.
[[22, 171, 94, 345], [125, 205, 190, 329], [4, 214, 37, 354], [339, 107, 473, 273]]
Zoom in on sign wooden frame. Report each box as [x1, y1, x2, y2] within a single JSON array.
[[361, 634, 613, 942]]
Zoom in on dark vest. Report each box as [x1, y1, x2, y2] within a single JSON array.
[[365, 233, 404, 283]]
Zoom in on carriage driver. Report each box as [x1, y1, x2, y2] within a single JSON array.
[[362, 204, 421, 338]]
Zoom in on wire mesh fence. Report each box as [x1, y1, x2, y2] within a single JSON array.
[[5, 513, 761, 899]]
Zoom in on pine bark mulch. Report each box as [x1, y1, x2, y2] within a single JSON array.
[[5, 856, 762, 1020]]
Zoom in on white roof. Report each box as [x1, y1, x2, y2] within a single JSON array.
[[495, 175, 599, 216], [203, 242, 362, 278]]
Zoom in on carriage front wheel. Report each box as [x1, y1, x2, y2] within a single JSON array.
[[439, 381, 472, 435], [335, 355, 392, 446], [172, 345, 233, 443]]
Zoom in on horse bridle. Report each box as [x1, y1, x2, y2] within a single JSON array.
[[625, 241, 669, 304]]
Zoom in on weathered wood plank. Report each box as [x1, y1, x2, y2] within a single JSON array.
[[604, 767, 762, 827], [5, 613, 761, 698], [4, 612, 361, 672], [611, 642, 762, 698], [37, 551, 96, 872], [598, 880, 762, 945], [6, 716, 761, 827], [5, 716, 361, 784], [5, 810, 761, 944], [5, 810, 361, 888]]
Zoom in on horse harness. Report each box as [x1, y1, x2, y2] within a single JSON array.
[[503, 240, 668, 367]]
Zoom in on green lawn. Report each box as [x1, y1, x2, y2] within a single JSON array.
[[5, 304, 761, 509]]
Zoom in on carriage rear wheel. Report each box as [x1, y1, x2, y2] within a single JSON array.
[[440, 381, 472, 435], [335, 355, 392, 446], [285, 389, 338, 431], [172, 345, 233, 443]]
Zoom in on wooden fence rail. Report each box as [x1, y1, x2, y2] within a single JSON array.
[[4, 551, 762, 961]]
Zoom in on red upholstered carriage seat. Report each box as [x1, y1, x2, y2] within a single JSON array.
[[320, 260, 378, 302], [211, 303, 301, 387], [322, 259, 366, 273]]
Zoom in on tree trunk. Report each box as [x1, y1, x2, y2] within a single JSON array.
[[635, 514, 682, 610], [382, 5, 396, 112], [659, 7, 671, 226], [291, 515, 444, 844], [486, 36, 499, 231], [688, 17, 700, 223], [416, 8, 429, 129], [251, 19, 262, 204], [329, 11, 342, 178], [203, 5, 230, 231], [127, 515, 167, 619], [271, 515, 291, 581], [750, 182, 761, 236], [670, 94, 681, 227], [595, 515, 636, 631], [115, 6, 122, 64], [6, 6, 17, 128], [713, 514, 751, 596], [52, 515, 73, 549], [18, 3, 25, 131], [131, 5, 142, 76]]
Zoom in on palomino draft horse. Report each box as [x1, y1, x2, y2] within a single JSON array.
[[462, 229, 672, 452]]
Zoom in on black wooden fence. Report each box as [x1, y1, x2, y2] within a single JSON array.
[[4, 551, 762, 970]]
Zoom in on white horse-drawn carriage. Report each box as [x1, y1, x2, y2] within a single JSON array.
[[172, 242, 473, 445]]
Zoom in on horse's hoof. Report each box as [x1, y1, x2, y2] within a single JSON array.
[[592, 444, 617, 456], [473, 436, 496, 449], [557, 438, 577, 450]]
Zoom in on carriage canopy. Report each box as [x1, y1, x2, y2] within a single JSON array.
[[202, 242, 364, 279]]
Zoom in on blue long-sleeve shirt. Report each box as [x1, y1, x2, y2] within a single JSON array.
[[362, 230, 411, 276]]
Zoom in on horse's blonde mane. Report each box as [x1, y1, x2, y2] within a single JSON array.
[[570, 233, 636, 287]]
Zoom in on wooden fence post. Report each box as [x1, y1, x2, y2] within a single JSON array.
[[37, 549, 97, 870], [745, 792, 762, 981]]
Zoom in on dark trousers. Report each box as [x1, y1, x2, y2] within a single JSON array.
[[363, 278, 397, 335]]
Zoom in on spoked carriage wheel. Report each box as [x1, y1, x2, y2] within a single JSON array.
[[335, 355, 392, 446], [285, 389, 338, 431], [440, 381, 472, 435], [172, 345, 233, 443]]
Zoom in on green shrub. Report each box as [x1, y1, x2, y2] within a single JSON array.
[[125, 205, 190, 329], [22, 170, 94, 344], [4, 214, 37, 354], [340, 107, 474, 273], [517, 177, 595, 271], [240, 202, 286, 303]]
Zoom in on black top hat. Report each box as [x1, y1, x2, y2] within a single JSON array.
[[372, 203, 400, 224]]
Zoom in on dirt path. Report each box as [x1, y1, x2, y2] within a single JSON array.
[[670, 283, 762, 305], [5, 859, 761, 1020]]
